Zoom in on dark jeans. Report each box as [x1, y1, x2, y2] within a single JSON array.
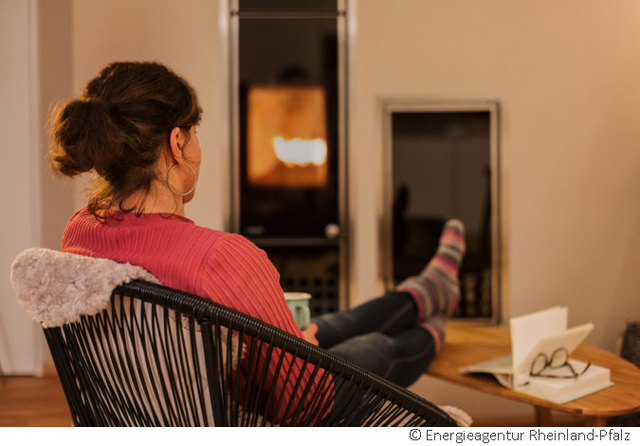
[[311, 290, 436, 388], [311, 291, 437, 425]]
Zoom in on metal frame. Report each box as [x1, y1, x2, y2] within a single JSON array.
[[42, 279, 456, 426], [381, 100, 502, 324], [229, 0, 241, 234], [228, 0, 350, 311], [336, 0, 349, 311]]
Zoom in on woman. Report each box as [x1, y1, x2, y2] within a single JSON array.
[[51, 61, 465, 421]]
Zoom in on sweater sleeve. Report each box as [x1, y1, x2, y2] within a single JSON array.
[[200, 233, 332, 423], [200, 233, 303, 337]]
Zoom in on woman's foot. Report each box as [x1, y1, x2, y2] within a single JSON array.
[[396, 219, 466, 320]]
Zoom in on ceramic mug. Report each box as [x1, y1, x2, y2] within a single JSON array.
[[284, 292, 312, 329]]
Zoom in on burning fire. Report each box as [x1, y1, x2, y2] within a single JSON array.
[[246, 84, 328, 187], [273, 136, 327, 167]]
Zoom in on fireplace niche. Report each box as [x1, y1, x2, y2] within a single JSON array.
[[230, 0, 348, 316], [382, 101, 502, 324]]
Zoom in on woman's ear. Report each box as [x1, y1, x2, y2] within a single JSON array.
[[168, 127, 185, 164]]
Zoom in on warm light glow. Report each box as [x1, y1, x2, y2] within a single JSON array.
[[247, 84, 328, 187], [273, 137, 327, 167]]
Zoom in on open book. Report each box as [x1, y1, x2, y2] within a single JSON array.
[[460, 307, 613, 404]]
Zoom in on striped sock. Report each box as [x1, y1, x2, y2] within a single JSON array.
[[420, 314, 446, 352], [396, 219, 466, 321]]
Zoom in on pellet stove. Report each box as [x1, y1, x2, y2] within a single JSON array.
[[230, 0, 348, 316]]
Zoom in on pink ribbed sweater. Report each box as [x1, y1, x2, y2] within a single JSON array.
[[61, 207, 330, 422]]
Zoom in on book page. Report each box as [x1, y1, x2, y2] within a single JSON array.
[[512, 322, 594, 375], [514, 361, 612, 404], [510, 306, 567, 370], [460, 355, 513, 375]]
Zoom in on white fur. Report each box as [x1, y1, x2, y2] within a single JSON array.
[[10, 247, 160, 327], [439, 405, 473, 427]]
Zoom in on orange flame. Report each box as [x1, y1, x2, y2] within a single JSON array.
[[273, 136, 327, 167]]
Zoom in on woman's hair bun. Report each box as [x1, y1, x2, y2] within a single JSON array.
[[50, 97, 124, 177], [47, 61, 202, 221]]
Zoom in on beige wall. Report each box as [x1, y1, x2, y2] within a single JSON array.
[[350, 0, 640, 346], [71, 0, 229, 230], [349, 0, 640, 421], [39, 0, 74, 251], [0, 0, 43, 374]]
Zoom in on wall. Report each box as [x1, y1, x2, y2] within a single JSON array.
[[39, 0, 74, 251], [0, 0, 43, 374], [349, 0, 640, 422], [71, 0, 229, 230], [350, 0, 640, 344]]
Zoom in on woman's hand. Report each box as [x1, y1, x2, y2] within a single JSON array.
[[301, 323, 319, 346]]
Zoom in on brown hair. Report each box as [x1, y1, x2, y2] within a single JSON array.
[[50, 61, 202, 221]]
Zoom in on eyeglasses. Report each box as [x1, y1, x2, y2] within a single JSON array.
[[529, 347, 591, 379]]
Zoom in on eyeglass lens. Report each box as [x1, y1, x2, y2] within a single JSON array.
[[530, 348, 569, 375], [529, 347, 590, 378], [549, 348, 568, 369]]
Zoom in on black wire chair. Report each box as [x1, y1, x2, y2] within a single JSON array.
[[42, 280, 456, 427]]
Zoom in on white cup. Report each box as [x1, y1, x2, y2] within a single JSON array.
[[284, 292, 312, 329]]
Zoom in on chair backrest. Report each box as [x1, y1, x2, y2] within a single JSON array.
[[43, 280, 456, 427]]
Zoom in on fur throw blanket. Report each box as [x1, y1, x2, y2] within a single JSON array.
[[11, 248, 159, 328]]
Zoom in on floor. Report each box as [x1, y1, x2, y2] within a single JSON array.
[[0, 364, 589, 427], [0, 364, 72, 427]]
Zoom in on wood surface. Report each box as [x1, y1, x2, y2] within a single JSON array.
[[0, 364, 72, 427], [427, 322, 640, 419]]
